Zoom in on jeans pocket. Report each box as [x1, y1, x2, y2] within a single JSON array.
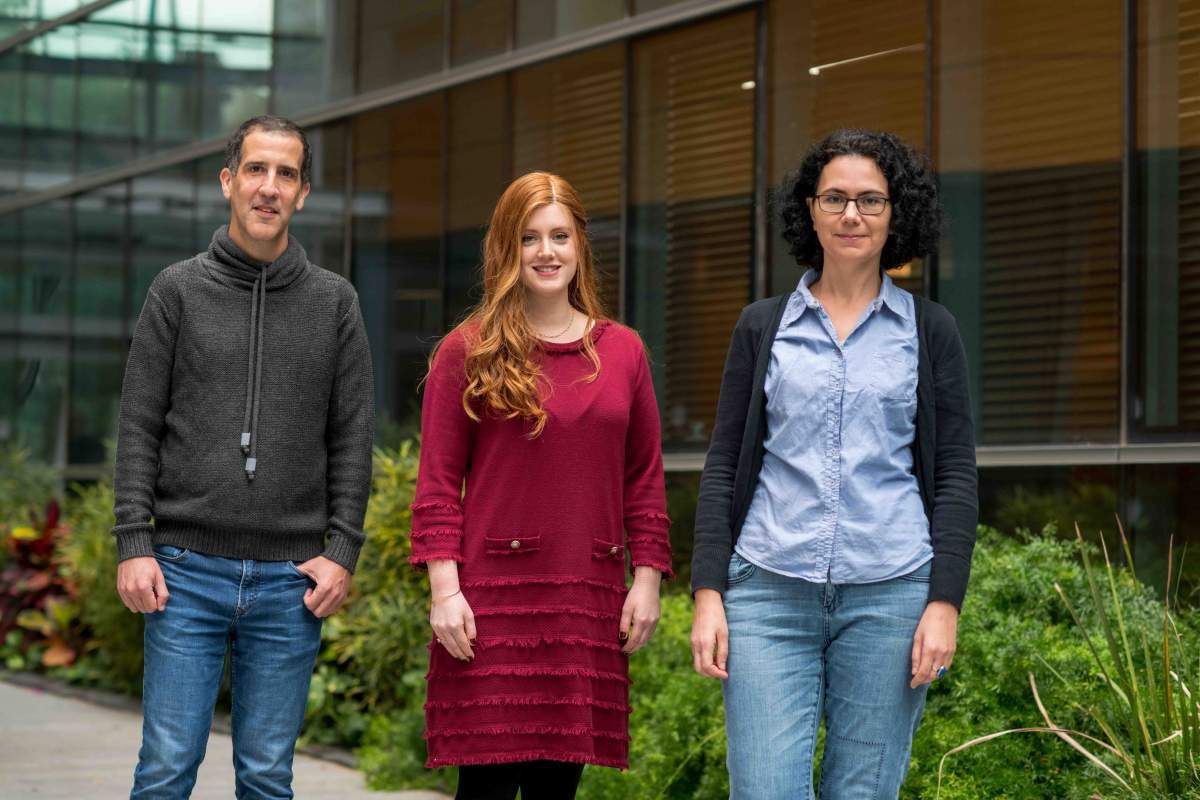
[[726, 552, 757, 586], [152, 544, 190, 562], [898, 561, 932, 583]]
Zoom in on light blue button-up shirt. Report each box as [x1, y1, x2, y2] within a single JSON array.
[[735, 269, 931, 583]]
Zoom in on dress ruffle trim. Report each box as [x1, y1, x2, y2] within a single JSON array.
[[411, 501, 461, 513], [410, 528, 463, 540], [624, 510, 672, 527], [424, 694, 630, 712], [426, 750, 627, 770], [428, 635, 624, 653], [461, 575, 626, 595], [426, 665, 630, 684], [425, 723, 629, 742], [472, 606, 620, 621]]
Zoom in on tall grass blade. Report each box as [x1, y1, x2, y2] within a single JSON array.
[[935, 727, 1132, 799]]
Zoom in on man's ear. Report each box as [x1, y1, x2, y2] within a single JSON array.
[[219, 167, 234, 200], [295, 180, 311, 212]]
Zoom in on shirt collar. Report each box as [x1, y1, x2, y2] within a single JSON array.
[[783, 268, 911, 328]]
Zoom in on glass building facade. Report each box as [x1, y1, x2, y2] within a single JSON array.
[[2, 0, 1197, 584]]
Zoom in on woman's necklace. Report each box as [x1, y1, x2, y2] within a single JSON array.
[[539, 310, 576, 340]]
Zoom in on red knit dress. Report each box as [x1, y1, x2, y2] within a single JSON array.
[[410, 320, 673, 769]]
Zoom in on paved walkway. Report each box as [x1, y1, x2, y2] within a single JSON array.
[[0, 678, 448, 799]]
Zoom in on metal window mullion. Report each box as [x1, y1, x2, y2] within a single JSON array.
[[1119, 0, 1137, 449], [750, 2, 767, 302], [618, 37, 631, 323], [924, 0, 936, 300]]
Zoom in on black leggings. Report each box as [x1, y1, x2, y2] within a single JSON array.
[[455, 760, 585, 800]]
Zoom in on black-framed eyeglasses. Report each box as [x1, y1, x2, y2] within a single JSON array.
[[813, 194, 891, 216]]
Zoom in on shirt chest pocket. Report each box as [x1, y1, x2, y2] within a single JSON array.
[[849, 350, 917, 402]]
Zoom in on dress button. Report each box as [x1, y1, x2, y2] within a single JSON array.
[[609, 546, 619, 556], [510, 539, 521, 550]]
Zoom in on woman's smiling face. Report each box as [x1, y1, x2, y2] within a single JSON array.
[[520, 202, 579, 301]]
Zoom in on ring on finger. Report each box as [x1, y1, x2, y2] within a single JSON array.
[[934, 664, 948, 679]]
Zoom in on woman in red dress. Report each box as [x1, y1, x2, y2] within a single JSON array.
[[410, 171, 673, 799]]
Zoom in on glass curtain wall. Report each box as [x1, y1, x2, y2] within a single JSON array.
[[1136, 0, 1200, 441], [767, 0, 929, 297], [937, 1, 1123, 445], [1, 0, 1197, 522], [629, 11, 757, 449]]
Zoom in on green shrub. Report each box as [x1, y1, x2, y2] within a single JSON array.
[[0, 443, 58, 530], [319, 441, 458, 792], [9, 437, 1193, 799], [907, 526, 1193, 800], [55, 480, 144, 694], [577, 593, 727, 799]]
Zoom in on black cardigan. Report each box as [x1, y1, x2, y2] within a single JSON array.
[[690, 291, 979, 609]]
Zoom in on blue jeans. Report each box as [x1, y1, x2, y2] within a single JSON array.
[[722, 552, 931, 800], [130, 545, 322, 800]]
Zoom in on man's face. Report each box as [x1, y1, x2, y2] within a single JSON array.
[[219, 129, 309, 250]]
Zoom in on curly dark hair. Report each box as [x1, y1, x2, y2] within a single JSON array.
[[776, 129, 942, 271]]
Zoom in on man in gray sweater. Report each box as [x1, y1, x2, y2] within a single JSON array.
[[112, 115, 374, 799]]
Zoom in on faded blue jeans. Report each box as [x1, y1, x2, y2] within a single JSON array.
[[130, 544, 322, 800], [722, 552, 931, 799]]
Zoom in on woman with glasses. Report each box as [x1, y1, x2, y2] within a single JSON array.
[[689, 129, 977, 799]]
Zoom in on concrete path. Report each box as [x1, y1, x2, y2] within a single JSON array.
[[0, 678, 448, 799]]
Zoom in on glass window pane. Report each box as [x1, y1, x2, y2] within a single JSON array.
[[1135, 0, 1200, 440], [200, 0, 271, 33], [937, 1, 1122, 445], [76, 16, 138, 172], [0, 213, 17, 443], [195, 153, 229, 247], [22, 28, 78, 189], [512, 44, 623, 317], [357, 0, 444, 93], [131, 161, 197, 327], [515, 0, 624, 48], [198, 30, 271, 139], [145, 19, 203, 153], [273, 0, 355, 116], [634, 0, 688, 12], [978, 464, 1119, 541], [629, 11, 756, 450], [16, 202, 71, 466], [0, 1, 84, 35], [451, 0, 511, 65], [0, 51, 21, 195], [71, 184, 128, 465], [1126, 464, 1200, 598], [288, 123, 347, 274], [767, 0, 928, 296], [352, 95, 445, 439], [448, 76, 509, 322]]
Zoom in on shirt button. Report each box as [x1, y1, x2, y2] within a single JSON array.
[[510, 539, 521, 550], [609, 546, 619, 556]]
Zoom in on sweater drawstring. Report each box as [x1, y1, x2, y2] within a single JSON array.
[[240, 274, 267, 482]]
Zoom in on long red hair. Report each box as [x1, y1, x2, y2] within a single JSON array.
[[432, 172, 609, 437]]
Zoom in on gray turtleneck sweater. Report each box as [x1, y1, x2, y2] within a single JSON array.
[[112, 227, 375, 572]]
